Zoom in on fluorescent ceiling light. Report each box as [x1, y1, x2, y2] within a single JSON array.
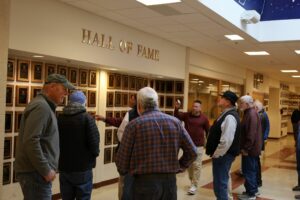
[[136, 0, 181, 6], [190, 80, 198, 83], [191, 78, 199, 81], [281, 70, 298, 73], [222, 84, 229, 87], [198, 80, 204, 83], [32, 55, 44, 58], [244, 51, 269, 56], [295, 50, 300, 54], [224, 35, 244, 41], [292, 75, 300, 78]]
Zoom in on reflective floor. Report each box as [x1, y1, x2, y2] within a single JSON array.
[[91, 135, 297, 200]]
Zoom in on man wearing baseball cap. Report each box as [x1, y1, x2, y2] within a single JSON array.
[[15, 74, 75, 200], [206, 90, 241, 200]]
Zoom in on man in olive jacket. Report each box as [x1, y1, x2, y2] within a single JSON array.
[[237, 95, 262, 200], [15, 74, 75, 200]]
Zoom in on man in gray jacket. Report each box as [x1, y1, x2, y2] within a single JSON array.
[[15, 74, 75, 200]]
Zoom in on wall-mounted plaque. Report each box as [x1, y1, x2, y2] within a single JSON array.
[[114, 92, 122, 107], [105, 129, 113, 146], [88, 90, 96, 107], [45, 63, 57, 79], [31, 61, 44, 83], [112, 146, 117, 162], [4, 137, 12, 159], [175, 81, 184, 94], [165, 96, 174, 108], [165, 81, 174, 93], [115, 74, 121, 89], [106, 111, 113, 127], [17, 60, 30, 82], [122, 75, 129, 90], [159, 95, 165, 108], [3, 162, 11, 185], [69, 68, 78, 86], [6, 85, 14, 107], [16, 86, 29, 107], [5, 111, 13, 133], [79, 69, 89, 87], [107, 73, 115, 89], [14, 111, 23, 133], [30, 86, 42, 101], [113, 129, 118, 145], [122, 93, 128, 107], [89, 70, 97, 87], [129, 76, 136, 91], [57, 65, 68, 78], [7, 59, 15, 81], [104, 147, 112, 164], [14, 136, 18, 158], [106, 92, 114, 107], [136, 78, 143, 91]]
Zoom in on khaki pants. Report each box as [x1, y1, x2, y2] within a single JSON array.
[[188, 146, 204, 187]]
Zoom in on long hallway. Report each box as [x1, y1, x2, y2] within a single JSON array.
[[91, 134, 298, 200]]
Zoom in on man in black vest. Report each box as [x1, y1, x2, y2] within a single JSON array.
[[206, 90, 240, 200]]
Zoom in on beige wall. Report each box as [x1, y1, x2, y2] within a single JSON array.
[[9, 0, 186, 79], [0, 0, 10, 198]]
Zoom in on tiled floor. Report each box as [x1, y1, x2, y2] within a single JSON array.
[[91, 135, 298, 200]]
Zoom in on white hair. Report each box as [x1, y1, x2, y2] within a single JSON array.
[[240, 95, 254, 107], [137, 87, 158, 110], [254, 100, 263, 111]]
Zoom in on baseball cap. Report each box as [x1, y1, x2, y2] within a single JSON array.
[[45, 74, 75, 90]]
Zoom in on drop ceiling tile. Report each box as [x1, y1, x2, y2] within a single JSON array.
[[170, 13, 211, 24], [157, 24, 189, 32], [168, 2, 197, 14], [136, 16, 178, 26], [68, 0, 106, 14]]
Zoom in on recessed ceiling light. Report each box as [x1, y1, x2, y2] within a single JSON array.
[[295, 50, 300, 54], [136, 0, 181, 6], [32, 55, 44, 58], [281, 70, 298, 73], [292, 75, 300, 78], [225, 35, 244, 41], [244, 51, 269, 56]]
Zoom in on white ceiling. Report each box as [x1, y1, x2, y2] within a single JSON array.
[[57, 0, 300, 84]]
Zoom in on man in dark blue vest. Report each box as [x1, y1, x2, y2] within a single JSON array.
[[206, 90, 241, 200]]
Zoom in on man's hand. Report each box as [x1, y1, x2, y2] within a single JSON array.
[[94, 115, 105, 121], [44, 169, 56, 182], [175, 99, 181, 109]]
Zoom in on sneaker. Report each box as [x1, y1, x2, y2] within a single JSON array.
[[187, 185, 197, 195], [237, 193, 256, 200], [293, 185, 300, 191], [242, 191, 260, 196]]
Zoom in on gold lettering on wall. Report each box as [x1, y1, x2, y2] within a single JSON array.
[[81, 28, 159, 61]]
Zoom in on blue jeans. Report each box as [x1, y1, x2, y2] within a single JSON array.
[[122, 174, 134, 200], [133, 174, 177, 200], [212, 154, 235, 200], [59, 170, 93, 200], [242, 155, 258, 196], [17, 171, 52, 200]]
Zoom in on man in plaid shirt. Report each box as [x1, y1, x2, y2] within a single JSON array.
[[116, 87, 197, 200]]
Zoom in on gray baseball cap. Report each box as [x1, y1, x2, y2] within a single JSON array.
[[45, 74, 75, 90]]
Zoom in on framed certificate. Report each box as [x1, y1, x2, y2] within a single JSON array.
[[17, 60, 30, 82], [31, 61, 44, 83]]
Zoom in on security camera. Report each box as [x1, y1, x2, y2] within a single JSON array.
[[240, 10, 261, 24]]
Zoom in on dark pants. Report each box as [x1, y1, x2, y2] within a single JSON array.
[[293, 123, 299, 146], [212, 154, 235, 200], [122, 174, 134, 200], [59, 170, 93, 200], [297, 148, 300, 186], [257, 156, 262, 186], [133, 173, 177, 200], [18, 171, 52, 200], [242, 155, 259, 196]]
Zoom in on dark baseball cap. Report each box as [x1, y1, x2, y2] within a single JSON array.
[[45, 74, 75, 90], [220, 90, 238, 105]]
